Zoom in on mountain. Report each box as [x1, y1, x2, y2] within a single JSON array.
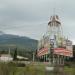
[[0, 31, 5, 35], [0, 32, 38, 52]]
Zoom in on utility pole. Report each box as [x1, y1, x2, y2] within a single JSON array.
[[8, 48, 10, 55], [33, 52, 35, 62]]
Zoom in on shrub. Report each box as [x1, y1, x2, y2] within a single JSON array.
[[0, 62, 17, 75], [16, 63, 26, 67]]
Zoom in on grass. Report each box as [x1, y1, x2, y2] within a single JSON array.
[[0, 62, 75, 75], [64, 67, 75, 75], [15, 63, 46, 75]]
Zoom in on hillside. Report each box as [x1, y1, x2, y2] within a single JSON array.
[[0, 32, 38, 52]]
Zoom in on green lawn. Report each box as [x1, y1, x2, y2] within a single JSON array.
[[0, 62, 75, 75], [64, 67, 75, 75], [15, 63, 46, 75]]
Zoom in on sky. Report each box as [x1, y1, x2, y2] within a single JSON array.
[[0, 0, 75, 44]]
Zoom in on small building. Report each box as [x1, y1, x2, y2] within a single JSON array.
[[0, 54, 13, 62], [17, 55, 28, 60]]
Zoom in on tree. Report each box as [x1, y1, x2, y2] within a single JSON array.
[[13, 48, 17, 60]]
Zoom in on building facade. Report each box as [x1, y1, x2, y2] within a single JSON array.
[[37, 15, 73, 65]]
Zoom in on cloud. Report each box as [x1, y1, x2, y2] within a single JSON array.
[[0, 0, 75, 44]]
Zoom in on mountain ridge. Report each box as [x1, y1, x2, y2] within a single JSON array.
[[0, 31, 38, 52]]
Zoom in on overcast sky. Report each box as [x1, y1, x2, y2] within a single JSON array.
[[0, 0, 75, 44]]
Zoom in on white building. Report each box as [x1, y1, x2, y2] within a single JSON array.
[[0, 54, 13, 62], [17, 55, 28, 60]]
